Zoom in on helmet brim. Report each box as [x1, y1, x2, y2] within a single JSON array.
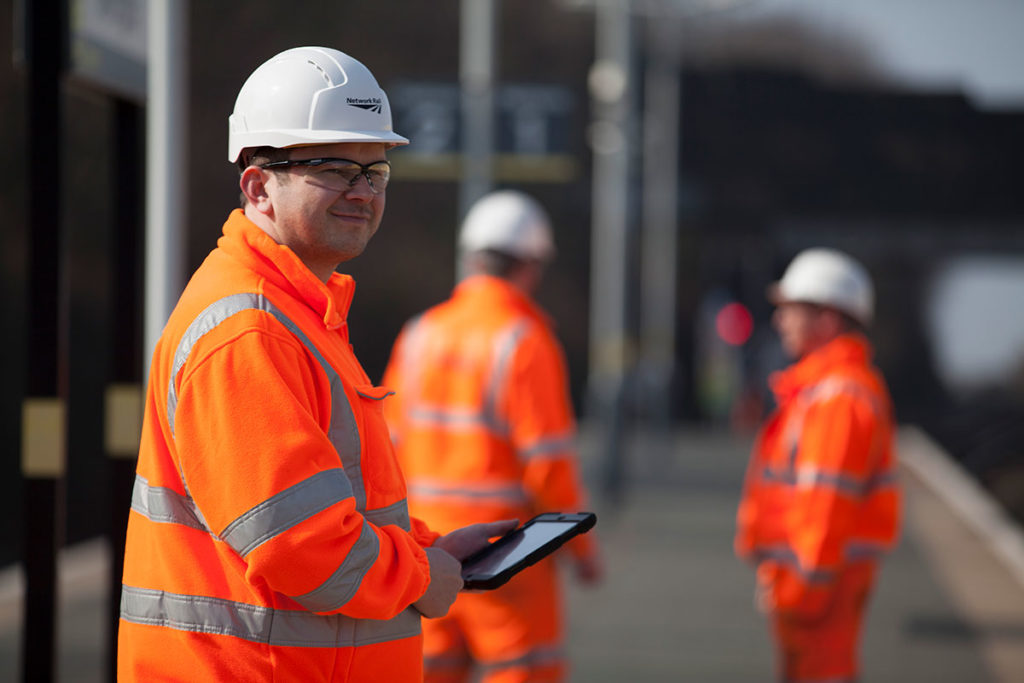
[[229, 128, 409, 163]]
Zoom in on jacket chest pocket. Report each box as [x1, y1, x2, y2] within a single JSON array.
[[354, 384, 408, 505]]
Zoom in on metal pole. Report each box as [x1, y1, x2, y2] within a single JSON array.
[[458, 0, 497, 278], [639, 10, 681, 427], [145, 0, 188, 375], [21, 0, 68, 679], [587, 0, 634, 500]]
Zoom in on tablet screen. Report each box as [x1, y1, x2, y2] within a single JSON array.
[[461, 521, 577, 578]]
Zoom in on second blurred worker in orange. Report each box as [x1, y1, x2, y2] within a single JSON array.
[[735, 248, 902, 683], [383, 191, 603, 683]]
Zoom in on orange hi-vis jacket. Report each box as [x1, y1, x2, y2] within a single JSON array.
[[735, 334, 901, 621], [383, 274, 595, 559], [118, 210, 439, 681]]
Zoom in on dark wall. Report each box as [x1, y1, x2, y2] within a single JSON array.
[[681, 68, 1024, 221]]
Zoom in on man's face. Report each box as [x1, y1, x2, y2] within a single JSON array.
[[262, 141, 388, 278], [772, 302, 834, 359]]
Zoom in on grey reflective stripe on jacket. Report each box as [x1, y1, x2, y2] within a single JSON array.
[[479, 643, 565, 674], [758, 465, 897, 499], [128, 475, 399, 614], [407, 403, 498, 430], [131, 474, 209, 533], [399, 317, 528, 440], [220, 468, 357, 557], [481, 319, 528, 437], [763, 374, 894, 498], [781, 376, 886, 460], [406, 478, 529, 506], [291, 520, 381, 612], [127, 292, 418, 641], [423, 643, 565, 675], [167, 292, 367, 510], [753, 544, 837, 584], [518, 431, 575, 461], [120, 585, 421, 648], [752, 536, 891, 579]]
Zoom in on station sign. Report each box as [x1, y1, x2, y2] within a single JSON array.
[[389, 82, 579, 183]]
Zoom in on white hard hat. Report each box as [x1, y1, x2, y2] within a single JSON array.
[[458, 190, 556, 262], [228, 46, 408, 163], [770, 248, 874, 326]]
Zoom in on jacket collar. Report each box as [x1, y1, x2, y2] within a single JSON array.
[[218, 209, 354, 332], [770, 333, 872, 400]]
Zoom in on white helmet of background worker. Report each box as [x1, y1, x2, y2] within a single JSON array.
[[459, 190, 556, 262], [228, 46, 408, 163], [769, 248, 874, 326]]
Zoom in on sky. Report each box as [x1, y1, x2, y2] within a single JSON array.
[[74, 0, 1024, 110], [739, 0, 1024, 110]]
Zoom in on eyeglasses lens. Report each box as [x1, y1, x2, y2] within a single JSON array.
[[316, 161, 390, 193]]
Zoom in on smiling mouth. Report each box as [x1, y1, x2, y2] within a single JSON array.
[[331, 211, 372, 222]]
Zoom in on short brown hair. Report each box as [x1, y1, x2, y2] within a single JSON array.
[[467, 249, 530, 279]]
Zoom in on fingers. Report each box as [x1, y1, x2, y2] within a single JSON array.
[[480, 519, 519, 538], [434, 519, 520, 560], [413, 547, 464, 618]]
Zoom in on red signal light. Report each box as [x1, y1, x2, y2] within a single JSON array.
[[715, 302, 754, 346]]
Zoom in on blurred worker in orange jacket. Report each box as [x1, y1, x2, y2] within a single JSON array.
[[735, 248, 902, 682], [117, 47, 515, 681], [383, 190, 603, 683]]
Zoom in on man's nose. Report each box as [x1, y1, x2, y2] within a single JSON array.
[[344, 173, 376, 200]]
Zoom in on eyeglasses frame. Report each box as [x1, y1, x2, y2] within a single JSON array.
[[257, 157, 392, 194]]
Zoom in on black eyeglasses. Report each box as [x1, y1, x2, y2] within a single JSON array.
[[258, 157, 391, 194]]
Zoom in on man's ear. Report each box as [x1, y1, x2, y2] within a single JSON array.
[[818, 307, 846, 339], [240, 166, 273, 215]]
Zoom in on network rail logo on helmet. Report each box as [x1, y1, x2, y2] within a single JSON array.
[[348, 97, 383, 114]]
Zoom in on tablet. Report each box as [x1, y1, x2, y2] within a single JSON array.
[[460, 512, 597, 591]]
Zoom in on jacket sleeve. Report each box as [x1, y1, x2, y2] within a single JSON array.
[[734, 431, 767, 562], [774, 386, 882, 619], [174, 325, 430, 620], [503, 326, 598, 561]]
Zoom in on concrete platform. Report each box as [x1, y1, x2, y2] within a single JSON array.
[[564, 426, 1024, 682], [3, 426, 1024, 682]]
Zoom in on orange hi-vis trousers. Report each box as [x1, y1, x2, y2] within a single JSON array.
[[423, 561, 564, 683], [770, 562, 877, 682]]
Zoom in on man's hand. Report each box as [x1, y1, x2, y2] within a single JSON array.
[[413, 547, 463, 618], [755, 582, 774, 614], [573, 553, 604, 586], [413, 520, 519, 618], [433, 519, 520, 561]]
